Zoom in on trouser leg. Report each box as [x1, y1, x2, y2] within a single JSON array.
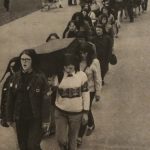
[[87, 92, 95, 127], [68, 0, 72, 5], [78, 92, 95, 138], [27, 119, 42, 150], [78, 123, 87, 138], [144, 0, 148, 10], [55, 109, 68, 150], [15, 119, 29, 150], [68, 114, 82, 150], [101, 62, 109, 82], [49, 105, 56, 133], [127, 6, 134, 22]]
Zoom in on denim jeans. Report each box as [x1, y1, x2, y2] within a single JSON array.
[[55, 109, 82, 150]]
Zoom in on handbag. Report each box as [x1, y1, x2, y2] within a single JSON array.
[[109, 54, 117, 65]]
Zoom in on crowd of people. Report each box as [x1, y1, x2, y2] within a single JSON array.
[[0, 0, 148, 150]]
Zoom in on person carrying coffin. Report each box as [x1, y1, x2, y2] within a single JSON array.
[[6, 49, 50, 150]]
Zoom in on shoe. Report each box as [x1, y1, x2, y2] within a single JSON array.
[[102, 80, 105, 86], [115, 35, 119, 38], [77, 138, 82, 147], [130, 19, 134, 23], [59, 5, 63, 8], [86, 125, 95, 136]]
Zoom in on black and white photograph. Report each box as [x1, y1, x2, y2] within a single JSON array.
[[0, 0, 149, 150]]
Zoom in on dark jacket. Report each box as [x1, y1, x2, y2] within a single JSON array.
[[6, 71, 50, 123], [92, 35, 113, 79], [63, 30, 77, 38], [0, 75, 13, 121]]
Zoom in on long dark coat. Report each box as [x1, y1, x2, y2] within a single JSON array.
[[92, 35, 113, 80]]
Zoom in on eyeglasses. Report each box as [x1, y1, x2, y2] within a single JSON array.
[[21, 58, 31, 62]]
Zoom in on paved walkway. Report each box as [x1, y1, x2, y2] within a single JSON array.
[[0, 2, 150, 150]]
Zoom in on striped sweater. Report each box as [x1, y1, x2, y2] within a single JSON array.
[[55, 71, 90, 113]]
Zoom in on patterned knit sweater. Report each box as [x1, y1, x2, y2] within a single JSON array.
[[55, 71, 90, 113]]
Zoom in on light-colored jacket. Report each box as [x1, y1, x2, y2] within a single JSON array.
[[80, 58, 102, 97]]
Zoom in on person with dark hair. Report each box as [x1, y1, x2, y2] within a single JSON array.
[[81, 8, 93, 28], [97, 14, 109, 28], [88, 9, 97, 26], [77, 42, 102, 145], [101, 7, 115, 25], [71, 12, 91, 38], [142, 0, 148, 11], [4, 0, 10, 11], [46, 33, 60, 42], [105, 23, 114, 42], [54, 53, 90, 150], [102, 0, 111, 8], [92, 25, 113, 85], [63, 21, 78, 38], [100, 6, 119, 38], [124, 0, 134, 22], [6, 49, 50, 150], [108, 0, 123, 33], [0, 57, 19, 127], [80, 0, 91, 10]]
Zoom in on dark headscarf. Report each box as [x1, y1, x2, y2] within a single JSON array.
[[0, 57, 20, 82]]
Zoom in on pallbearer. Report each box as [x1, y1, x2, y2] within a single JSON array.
[[6, 49, 50, 150]]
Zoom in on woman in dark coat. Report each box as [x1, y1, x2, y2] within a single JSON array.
[[92, 25, 113, 85], [71, 12, 91, 39], [6, 49, 50, 150], [81, 8, 93, 28], [0, 57, 19, 127]]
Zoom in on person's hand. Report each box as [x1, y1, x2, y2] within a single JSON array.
[[51, 86, 58, 92], [42, 122, 49, 132], [95, 95, 100, 102], [0, 119, 9, 127], [7, 121, 15, 128], [82, 113, 88, 126], [47, 91, 52, 96]]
